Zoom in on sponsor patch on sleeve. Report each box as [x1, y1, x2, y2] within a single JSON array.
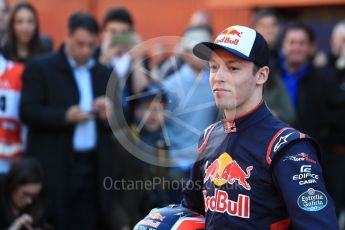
[[266, 128, 309, 165], [283, 152, 316, 164], [292, 165, 319, 186], [297, 188, 328, 211]]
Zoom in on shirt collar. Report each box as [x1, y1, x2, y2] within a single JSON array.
[[67, 54, 96, 70], [221, 100, 269, 134], [281, 60, 310, 78]]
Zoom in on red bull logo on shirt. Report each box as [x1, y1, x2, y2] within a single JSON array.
[[203, 153, 252, 218], [203, 189, 250, 218], [204, 152, 253, 190]]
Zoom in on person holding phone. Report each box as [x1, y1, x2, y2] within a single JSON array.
[[98, 7, 150, 123], [20, 12, 115, 230], [98, 7, 138, 75]]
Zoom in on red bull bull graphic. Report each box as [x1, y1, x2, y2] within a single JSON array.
[[136, 219, 162, 228], [229, 29, 242, 37], [204, 152, 253, 190], [148, 212, 165, 222], [215, 28, 243, 45], [136, 212, 165, 228], [203, 189, 250, 218], [220, 28, 243, 37]]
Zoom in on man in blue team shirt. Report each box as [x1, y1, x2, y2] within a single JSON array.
[[181, 25, 339, 229]]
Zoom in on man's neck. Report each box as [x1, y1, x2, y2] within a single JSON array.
[[224, 94, 263, 121], [64, 46, 88, 67], [286, 61, 307, 74], [17, 43, 29, 58]]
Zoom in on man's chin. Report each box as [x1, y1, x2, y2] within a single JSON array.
[[75, 58, 89, 66], [216, 101, 236, 111]]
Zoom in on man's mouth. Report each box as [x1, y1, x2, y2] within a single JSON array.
[[213, 88, 231, 93]]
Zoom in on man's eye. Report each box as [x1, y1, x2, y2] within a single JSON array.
[[228, 67, 239, 71], [209, 64, 218, 71]]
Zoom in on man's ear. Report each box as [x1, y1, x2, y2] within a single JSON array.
[[256, 66, 269, 85]]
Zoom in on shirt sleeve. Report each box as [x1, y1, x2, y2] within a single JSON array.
[[181, 136, 205, 216], [20, 59, 69, 129], [181, 157, 205, 215], [272, 140, 339, 230]]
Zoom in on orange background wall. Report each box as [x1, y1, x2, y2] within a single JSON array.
[[8, 0, 345, 50]]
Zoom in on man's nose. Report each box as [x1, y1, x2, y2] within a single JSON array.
[[214, 66, 227, 81], [82, 45, 92, 56]]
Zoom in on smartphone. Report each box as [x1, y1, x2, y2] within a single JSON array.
[[111, 32, 137, 46], [83, 109, 99, 117]]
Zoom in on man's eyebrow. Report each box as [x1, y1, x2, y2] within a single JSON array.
[[209, 56, 244, 65], [209, 59, 242, 65], [224, 60, 242, 65]]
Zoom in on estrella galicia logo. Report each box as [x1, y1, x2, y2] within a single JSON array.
[[297, 188, 328, 211]]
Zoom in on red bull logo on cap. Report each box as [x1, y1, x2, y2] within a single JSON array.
[[220, 28, 243, 37], [215, 27, 243, 46], [204, 152, 253, 190]]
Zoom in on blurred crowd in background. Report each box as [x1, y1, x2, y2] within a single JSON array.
[[0, 0, 345, 229]]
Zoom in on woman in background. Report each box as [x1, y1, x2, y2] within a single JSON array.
[[2, 2, 52, 63], [0, 157, 51, 230]]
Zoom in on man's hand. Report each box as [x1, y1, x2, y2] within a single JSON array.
[[99, 32, 123, 65], [66, 105, 94, 124], [92, 96, 113, 120]]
